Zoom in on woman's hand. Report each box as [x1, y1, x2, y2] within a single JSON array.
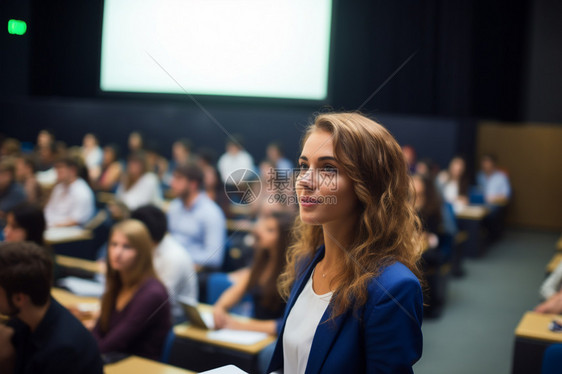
[[535, 293, 562, 314], [213, 306, 229, 329]]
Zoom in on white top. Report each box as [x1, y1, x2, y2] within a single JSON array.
[[217, 150, 254, 183], [116, 172, 163, 210], [541, 260, 562, 300], [153, 234, 199, 323], [83, 146, 103, 169], [44, 178, 95, 227], [283, 271, 332, 374]]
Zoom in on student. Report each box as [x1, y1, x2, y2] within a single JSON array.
[[115, 151, 163, 211], [477, 154, 511, 205], [535, 261, 562, 314], [437, 156, 469, 207], [268, 113, 423, 374], [131, 205, 198, 324], [266, 142, 293, 172], [213, 212, 293, 333], [81, 133, 103, 182], [92, 220, 171, 361], [217, 135, 254, 183], [15, 156, 42, 205], [127, 131, 144, 153], [43, 156, 95, 227], [168, 163, 226, 270], [0, 159, 27, 221], [3, 203, 46, 246], [0, 241, 103, 374], [196, 148, 220, 202], [93, 144, 123, 192]]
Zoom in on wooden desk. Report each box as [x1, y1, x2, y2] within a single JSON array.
[[455, 205, 489, 258], [105, 356, 194, 374], [546, 253, 562, 274], [56, 255, 103, 274], [51, 288, 100, 308], [512, 312, 562, 374], [170, 305, 276, 373]]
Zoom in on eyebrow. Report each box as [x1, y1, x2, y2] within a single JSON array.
[[298, 156, 337, 162]]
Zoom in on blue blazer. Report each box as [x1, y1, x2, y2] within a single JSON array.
[[267, 246, 423, 374]]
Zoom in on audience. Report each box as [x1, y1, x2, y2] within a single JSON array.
[[0, 138, 21, 158], [217, 136, 254, 183], [266, 142, 292, 172], [413, 174, 444, 251], [15, 156, 42, 205], [127, 131, 144, 153], [115, 151, 163, 211], [172, 139, 194, 167], [0, 159, 27, 222], [144, 141, 169, 182], [168, 163, 226, 270], [213, 212, 293, 334], [34, 143, 58, 186], [92, 220, 171, 362], [402, 144, 417, 174], [3, 203, 46, 246], [93, 144, 123, 192], [196, 148, 220, 202], [130, 205, 198, 324], [43, 156, 95, 228], [0, 241, 103, 373], [437, 156, 469, 207], [81, 133, 103, 182]]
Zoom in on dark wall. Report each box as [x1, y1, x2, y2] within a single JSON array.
[[524, 0, 562, 123], [1, 0, 30, 97]]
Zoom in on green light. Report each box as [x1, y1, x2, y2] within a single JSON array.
[[8, 19, 27, 35]]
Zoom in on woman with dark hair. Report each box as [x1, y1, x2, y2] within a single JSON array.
[[213, 212, 294, 333], [437, 156, 470, 206], [93, 144, 123, 192], [92, 219, 171, 361], [3, 203, 46, 246], [115, 151, 162, 210], [268, 112, 423, 374]]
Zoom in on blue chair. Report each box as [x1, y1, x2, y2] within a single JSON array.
[[469, 186, 485, 205], [206, 272, 253, 317], [160, 329, 176, 364], [541, 343, 562, 374]]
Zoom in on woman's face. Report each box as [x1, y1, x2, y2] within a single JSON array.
[[108, 230, 138, 272], [103, 147, 116, 164], [3, 213, 27, 242], [449, 158, 465, 179], [129, 133, 142, 151], [296, 130, 359, 226], [253, 216, 280, 252], [127, 159, 143, 178]]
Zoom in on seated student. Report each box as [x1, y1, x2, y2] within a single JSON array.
[[536, 261, 562, 314], [266, 142, 293, 172], [0, 159, 27, 221], [115, 151, 163, 211], [144, 141, 169, 182], [81, 133, 104, 183], [43, 156, 95, 228], [1, 138, 21, 158], [217, 135, 254, 184], [162, 139, 194, 188], [15, 156, 42, 206], [437, 156, 469, 207], [127, 131, 144, 153], [3, 203, 46, 246], [92, 144, 123, 192], [213, 212, 293, 333], [413, 174, 444, 251], [0, 241, 103, 374], [477, 154, 511, 205], [92, 219, 171, 361], [168, 163, 226, 270], [196, 148, 220, 202], [130, 205, 198, 324]]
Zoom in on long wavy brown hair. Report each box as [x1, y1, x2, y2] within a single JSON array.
[[278, 112, 423, 319], [99, 219, 157, 333]]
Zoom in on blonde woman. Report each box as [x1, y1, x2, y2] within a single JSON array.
[[268, 112, 424, 374], [92, 220, 171, 361]]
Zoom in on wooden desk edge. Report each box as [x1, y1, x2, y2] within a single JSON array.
[[515, 311, 562, 343], [104, 356, 195, 374], [56, 255, 102, 274]]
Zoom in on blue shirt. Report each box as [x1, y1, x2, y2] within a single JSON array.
[[167, 193, 226, 269], [477, 170, 511, 203]]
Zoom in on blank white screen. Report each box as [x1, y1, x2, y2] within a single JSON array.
[[100, 0, 332, 100]]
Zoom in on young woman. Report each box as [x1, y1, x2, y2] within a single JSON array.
[[268, 112, 423, 374], [437, 156, 469, 207], [93, 144, 123, 192], [92, 219, 171, 361], [115, 151, 162, 211], [3, 203, 46, 246], [213, 212, 294, 334]]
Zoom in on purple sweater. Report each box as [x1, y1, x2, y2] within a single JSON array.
[[93, 277, 171, 361]]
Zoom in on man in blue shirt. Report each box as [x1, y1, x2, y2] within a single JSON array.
[[167, 163, 226, 271], [477, 154, 511, 205]]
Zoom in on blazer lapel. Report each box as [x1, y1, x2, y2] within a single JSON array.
[[304, 305, 349, 374]]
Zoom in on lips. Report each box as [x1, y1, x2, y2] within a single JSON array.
[[300, 195, 319, 206]]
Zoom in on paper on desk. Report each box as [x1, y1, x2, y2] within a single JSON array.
[[58, 276, 104, 297], [200, 311, 216, 330], [206, 329, 268, 345], [199, 365, 248, 373], [44, 226, 88, 241]]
